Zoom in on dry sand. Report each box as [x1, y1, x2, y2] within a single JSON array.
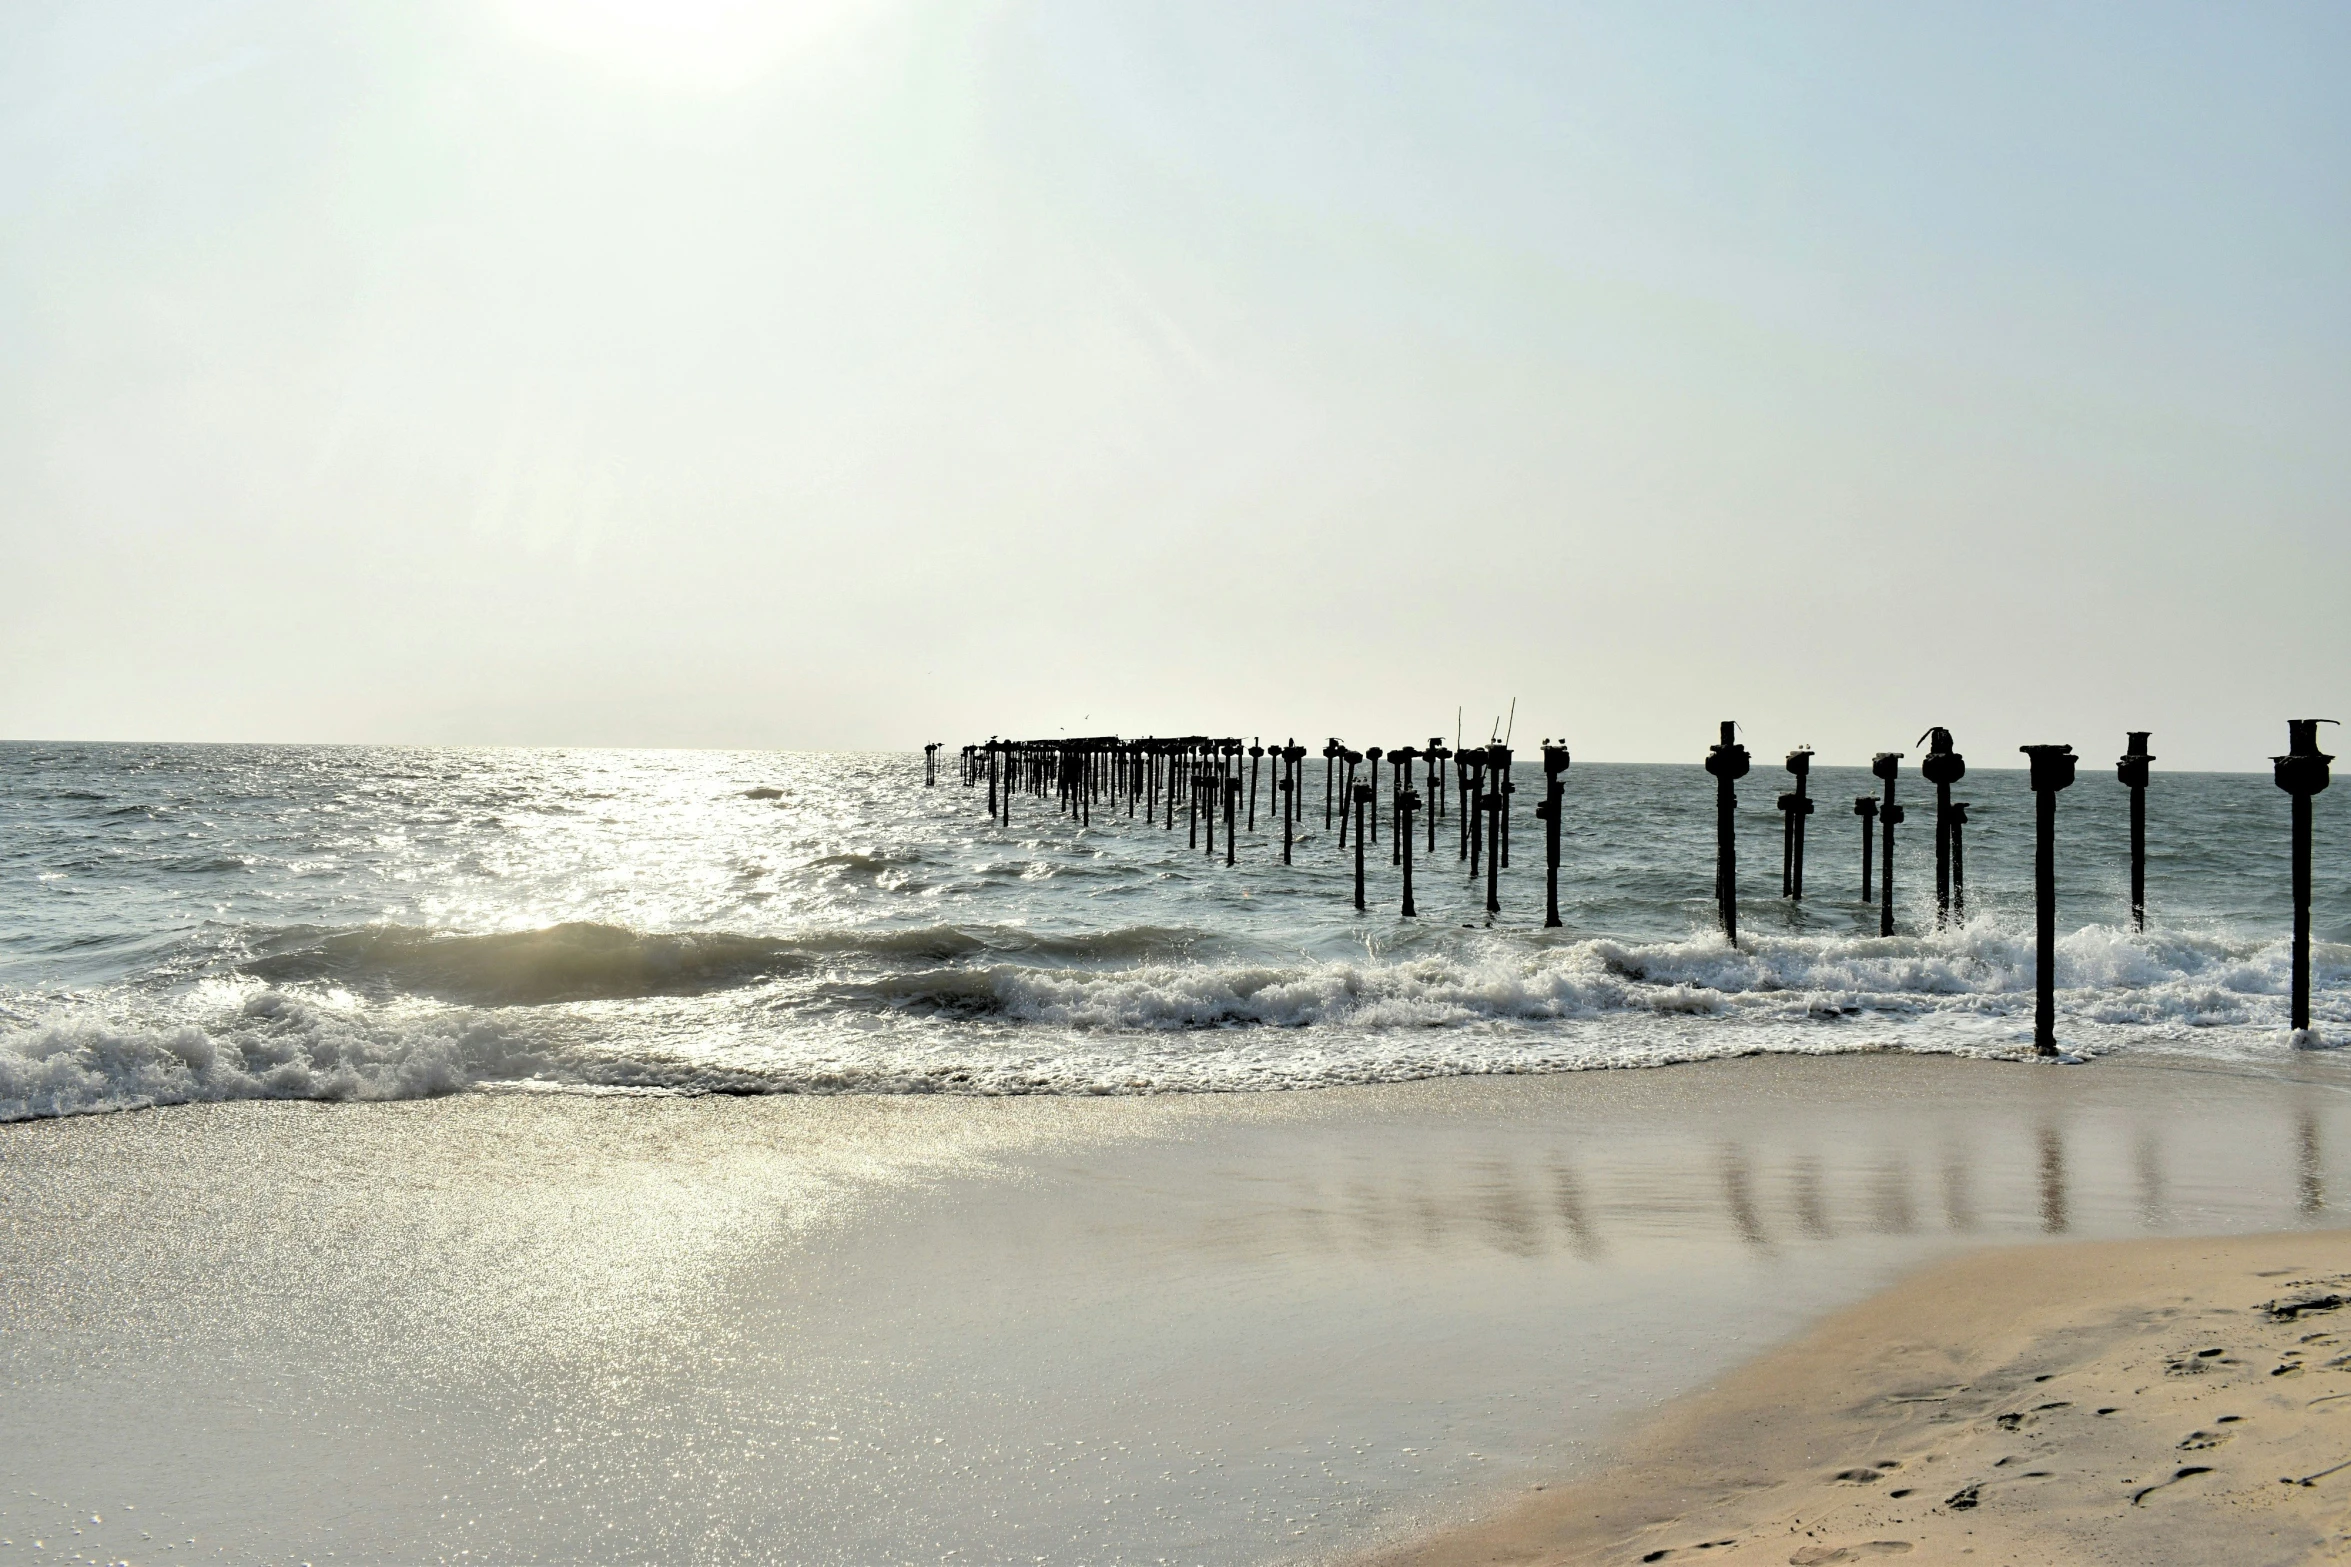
[[1374, 1229, 2351, 1567]]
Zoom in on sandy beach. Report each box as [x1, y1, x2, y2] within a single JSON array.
[[1376, 1228, 2351, 1566], [1, 1050, 2347, 1563]]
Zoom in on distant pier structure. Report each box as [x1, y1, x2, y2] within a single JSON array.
[[934, 720, 2328, 1049]]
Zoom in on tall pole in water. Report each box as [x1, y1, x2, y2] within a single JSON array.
[[1398, 784, 1420, 917], [1483, 782, 1502, 917], [1537, 742, 1570, 929], [1705, 722, 1750, 945], [1854, 795, 1877, 902], [2021, 744, 2078, 1057], [1872, 753, 1905, 937], [1337, 750, 1362, 849], [1279, 744, 1296, 866], [1920, 728, 1965, 929], [1949, 802, 1970, 918], [2117, 732, 2153, 933], [1388, 747, 1418, 865], [1494, 744, 1515, 868], [2274, 719, 2337, 1037], [1224, 773, 1238, 867], [1352, 783, 1372, 912], [1365, 747, 1383, 845], [1779, 749, 1814, 900], [1247, 740, 1263, 832], [1425, 740, 1447, 852]]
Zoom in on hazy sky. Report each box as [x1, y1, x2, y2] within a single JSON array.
[[4, 0, 2345, 767]]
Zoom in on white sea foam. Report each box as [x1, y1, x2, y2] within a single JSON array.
[[4, 748, 2344, 1122], [5, 923, 2341, 1121], [0, 993, 483, 1120]]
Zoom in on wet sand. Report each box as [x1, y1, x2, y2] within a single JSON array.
[[1374, 1229, 2351, 1567], [2, 1050, 2348, 1564]]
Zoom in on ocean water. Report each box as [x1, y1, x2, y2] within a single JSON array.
[[1, 742, 2345, 1122]]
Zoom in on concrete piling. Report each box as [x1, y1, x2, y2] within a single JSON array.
[[2021, 744, 2079, 1056], [1919, 728, 1965, 929], [1871, 753, 1905, 938], [1537, 741, 1570, 929], [2274, 720, 2338, 1036], [1704, 723, 1750, 944], [2117, 732, 2153, 933]]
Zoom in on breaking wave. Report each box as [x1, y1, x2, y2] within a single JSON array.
[[235, 921, 1215, 1006], [4, 919, 2340, 1122]]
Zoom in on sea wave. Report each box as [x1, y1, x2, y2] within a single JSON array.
[[236, 921, 1224, 1005], [2, 921, 2340, 1123]]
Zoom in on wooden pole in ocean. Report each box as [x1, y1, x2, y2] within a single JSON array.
[[2021, 744, 2078, 1056], [1248, 740, 1263, 831]]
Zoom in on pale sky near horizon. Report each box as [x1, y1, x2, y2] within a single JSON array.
[[3, 0, 2345, 769]]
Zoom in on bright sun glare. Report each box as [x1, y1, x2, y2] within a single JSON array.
[[501, 0, 867, 89]]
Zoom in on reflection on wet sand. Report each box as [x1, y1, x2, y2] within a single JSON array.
[[1721, 1147, 1767, 1249], [2303, 1110, 2325, 1216], [1236, 1098, 2340, 1266], [2137, 1130, 2166, 1229], [2041, 1125, 2068, 1233], [1942, 1144, 1977, 1233]]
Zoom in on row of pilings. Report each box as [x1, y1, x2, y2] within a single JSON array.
[[937, 722, 2337, 1055]]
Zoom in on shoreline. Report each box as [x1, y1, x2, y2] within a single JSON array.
[[1369, 1227, 2351, 1567], [5, 1051, 2350, 1563]]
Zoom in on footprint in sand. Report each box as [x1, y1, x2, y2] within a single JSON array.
[[1788, 1544, 1914, 1564], [2129, 1466, 2215, 1505], [2178, 1429, 2235, 1450]]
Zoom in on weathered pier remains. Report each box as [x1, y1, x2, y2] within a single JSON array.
[[2118, 731, 2153, 933], [2275, 720, 2337, 1036], [2021, 743, 2079, 1057], [943, 721, 2333, 1049]]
